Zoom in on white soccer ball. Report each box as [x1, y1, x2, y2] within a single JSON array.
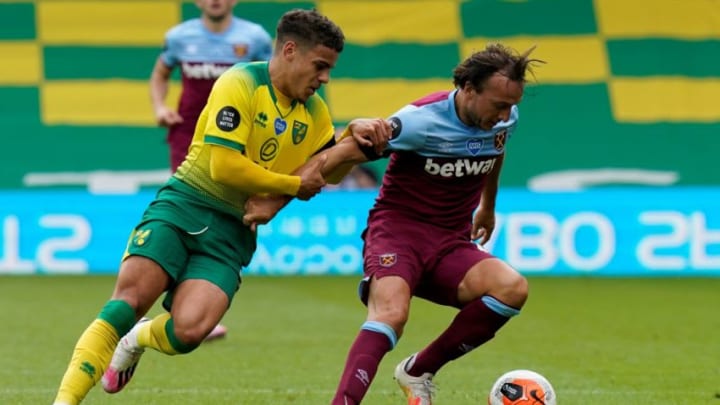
[[487, 369, 557, 405]]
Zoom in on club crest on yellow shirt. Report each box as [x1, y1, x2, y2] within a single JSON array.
[[292, 120, 308, 145], [133, 229, 151, 246]]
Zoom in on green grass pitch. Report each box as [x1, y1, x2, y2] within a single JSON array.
[[0, 275, 718, 404]]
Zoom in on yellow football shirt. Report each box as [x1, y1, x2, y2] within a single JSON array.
[[175, 61, 335, 214]]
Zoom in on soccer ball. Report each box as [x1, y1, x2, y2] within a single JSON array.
[[487, 369, 556, 405]]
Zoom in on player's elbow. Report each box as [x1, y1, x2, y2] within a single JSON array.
[[209, 159, 229, 184]]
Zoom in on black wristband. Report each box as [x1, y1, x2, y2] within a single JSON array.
[[358, 143, 383, 161]]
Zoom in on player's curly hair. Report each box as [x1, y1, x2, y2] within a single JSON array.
[[276, 9, 345, 53], [453, 44, 544, 90]]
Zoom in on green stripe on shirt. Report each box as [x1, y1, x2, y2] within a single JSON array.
[[205, 135, 246, 153]]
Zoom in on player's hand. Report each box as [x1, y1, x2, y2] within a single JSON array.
[[155, 105, 184, 127], [296, 154, 327, 201], [348, 118, 392, 154], [471, 208, 496, 245], [243, 194, 291, 232]]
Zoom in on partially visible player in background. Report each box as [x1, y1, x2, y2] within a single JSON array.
[[52, 9, 390, 405], [150, 0, 272, 172], [149, 0, 272, 341], [329, 44, 544, 405]]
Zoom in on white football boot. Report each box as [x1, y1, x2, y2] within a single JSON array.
[[394, 354, 436, 405], [101, 317, 150, 393]]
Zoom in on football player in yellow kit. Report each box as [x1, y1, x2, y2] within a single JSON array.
[[52, 9, 390, 405]]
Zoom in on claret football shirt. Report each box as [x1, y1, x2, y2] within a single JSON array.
[[374, 90, 519, 231]]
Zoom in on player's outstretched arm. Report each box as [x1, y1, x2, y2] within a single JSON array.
[[338, 118, 392, 157], [242, 136, 367, 230], [323, 118, 392, 183], [243, 120, 390, 229], [210, 144, 325, 200], [322, 136, 372, 184]]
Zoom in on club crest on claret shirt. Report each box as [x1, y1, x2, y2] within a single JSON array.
[[233, 44, 248, 57], [494, 129, 507, 151], [379, 253, 397, 267]]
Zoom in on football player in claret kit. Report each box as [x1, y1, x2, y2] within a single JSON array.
[[150, 0, 273, 172], [329, 44, 545, 405]]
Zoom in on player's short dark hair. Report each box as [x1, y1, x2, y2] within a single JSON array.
[[453, 43, 544, 90], [276, 9, 345, 53]]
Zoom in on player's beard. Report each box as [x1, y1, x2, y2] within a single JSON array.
[[206, 12, 230, 23], [207, 13, 229, 23], [482, 119, 498, 130], [469, 111, 486, 129]]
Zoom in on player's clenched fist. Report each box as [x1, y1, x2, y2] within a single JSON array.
[[348, 118, 392, 154], [296, 154, 327, 200]]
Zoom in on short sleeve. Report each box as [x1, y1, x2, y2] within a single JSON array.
[[252, 30, 273, 62], [201, 68, 254, 152], [385, 105, 427, 152], [160, 34, 179, 68]]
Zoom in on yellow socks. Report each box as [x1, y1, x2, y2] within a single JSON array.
[[54, 299, 137, 405], [54, 307, 198, 404], [53, 319, 118, 405], [136, 313, 181, 355]]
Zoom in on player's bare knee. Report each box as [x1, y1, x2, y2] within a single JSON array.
[[368, 281, 411, 329], [497, 272, 528, 308], [109, 291, 144, 315], [173, 323, 211, 346], [112, 256, 168, 314], [383, 309, 409, 330], [372, 305, 409, 331]]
